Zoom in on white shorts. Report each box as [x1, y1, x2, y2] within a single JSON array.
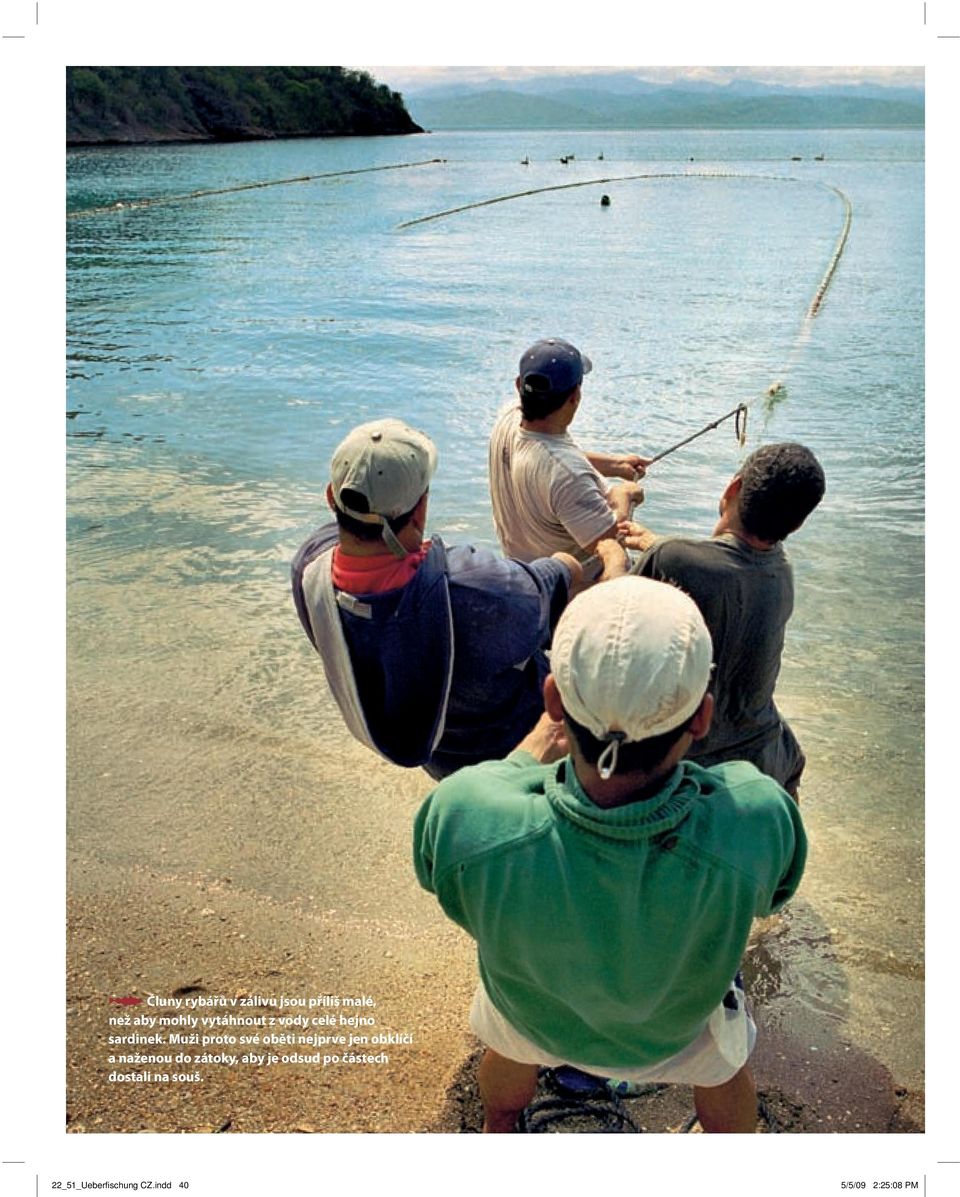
[[469, 982, 756, 1089]]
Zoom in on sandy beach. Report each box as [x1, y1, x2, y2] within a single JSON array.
[[66, 729, 923, 1136]]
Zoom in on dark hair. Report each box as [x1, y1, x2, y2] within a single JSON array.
[[333, 488, 421, 543], [562, 704, 699, 776], [737, 443, 825, 543], [519, 377, 578, 421]]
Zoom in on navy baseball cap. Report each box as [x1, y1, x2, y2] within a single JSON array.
[[518, 338, 593, 397]]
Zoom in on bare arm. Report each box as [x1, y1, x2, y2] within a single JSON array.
[[574, 535, 630, 588], [585, 451, 651, 481], [550, 551, 584, 593], [580, 522, 622, 560], [594, 537, 630, 581], [608, 480, 644, 522]]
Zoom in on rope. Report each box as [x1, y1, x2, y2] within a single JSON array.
[[651, 184, 851, 461], [67, 157, 447, 220], [400, 170, 676, 227], [517, 1067, 785, 1133], [397, 169, 835, 230], [519, 1094, 641, 1133], [646, 401, 749, 466], [807, 184, 853, 317], [518, 1068, 643, 1133], [398, 171, 853, 462]]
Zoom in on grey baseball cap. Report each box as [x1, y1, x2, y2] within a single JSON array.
[[330, 419, 437, 554]]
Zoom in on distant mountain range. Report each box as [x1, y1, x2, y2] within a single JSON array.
[[404, 74, 924, 130]]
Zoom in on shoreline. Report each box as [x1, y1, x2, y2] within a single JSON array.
[[66, 128, 427, 149], [66, 842, 923, 1134]]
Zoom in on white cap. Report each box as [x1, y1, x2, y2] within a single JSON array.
[[551, 576, 713, 778], [330, 419, 437, 556]]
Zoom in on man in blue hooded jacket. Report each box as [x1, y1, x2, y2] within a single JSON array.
[[292, 418, 625, 778]]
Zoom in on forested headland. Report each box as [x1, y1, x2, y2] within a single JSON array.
[[66, 67, 424, 145]]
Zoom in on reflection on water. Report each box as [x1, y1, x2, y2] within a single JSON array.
[[746, 908, 851, 1028]]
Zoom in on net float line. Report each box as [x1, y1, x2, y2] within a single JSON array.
[[399, 171, 852, 463], [67, 157, 448, 221]]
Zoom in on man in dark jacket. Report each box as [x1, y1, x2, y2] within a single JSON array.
[[292, 418, 627, 778]]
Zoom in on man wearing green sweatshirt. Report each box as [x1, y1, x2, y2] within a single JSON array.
[[414, 576, 806, 1132]]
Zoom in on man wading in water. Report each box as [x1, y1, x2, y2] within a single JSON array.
[[626, 442, 826, 797], [488, 338, 648, 574]]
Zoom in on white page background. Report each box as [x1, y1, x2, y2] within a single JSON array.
[[2, 3, 949, 1191]]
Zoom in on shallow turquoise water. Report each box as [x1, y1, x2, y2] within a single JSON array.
[[67, 127, 924, 740], [66, 129, 924, 1080]]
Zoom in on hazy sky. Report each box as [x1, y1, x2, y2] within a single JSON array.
[[363, 64, 924, 92]]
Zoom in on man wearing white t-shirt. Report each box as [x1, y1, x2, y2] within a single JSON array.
[[489, 338, 648, 564]]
